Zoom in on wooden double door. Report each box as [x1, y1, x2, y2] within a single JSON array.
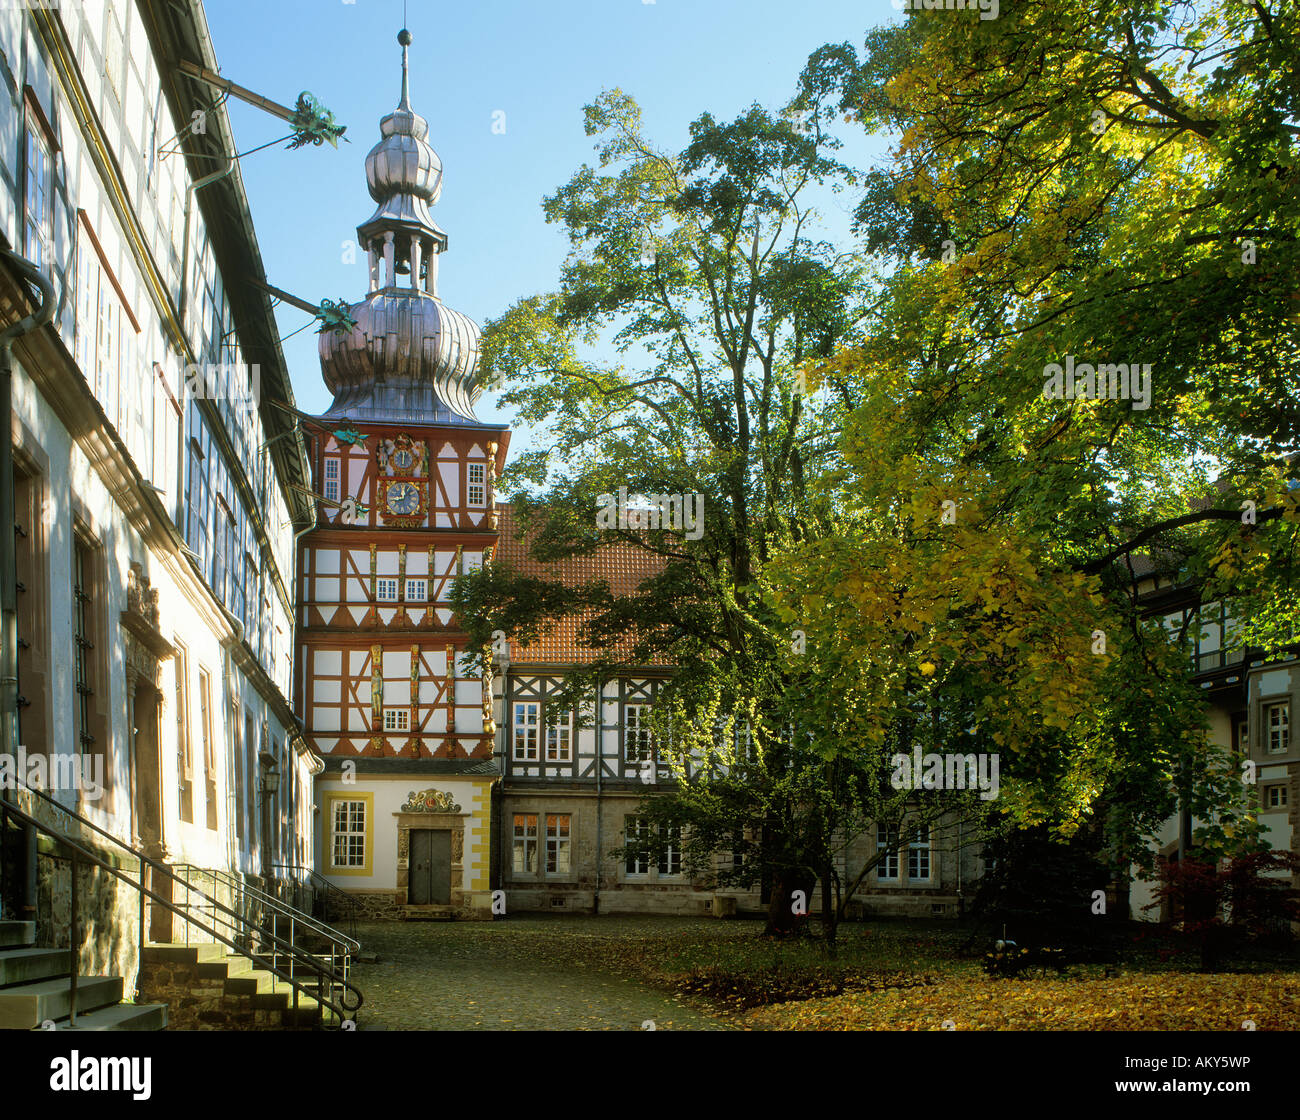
[[408, 829, 452, 905]]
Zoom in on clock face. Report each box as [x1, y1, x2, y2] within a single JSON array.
[[391, 448, 414, 469], [385, 480, 421, 516]]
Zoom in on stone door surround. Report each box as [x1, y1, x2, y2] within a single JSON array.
[[394, 789, 466, 911]]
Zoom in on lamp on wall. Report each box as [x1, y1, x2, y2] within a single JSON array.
[[258, 750, 279, 885], [258, 749, 280, 794]]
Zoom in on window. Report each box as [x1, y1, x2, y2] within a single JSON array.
[[376, 578, 398, 602], [71, 535, 97, 755], [230, 540, 247, 628], [545, 814, 571, 874], [734, 719, 754, 761], [467, 463, 486, 507], [546, 710, 572, 762], [184, 419, 212, 572], [876, 823, 899, 881], [405, 578, 427, 602], [331, 800, 366, 869], [323, 457, 340, 504], [24, 107, 53, 269], [1265, 785, 1288, 809], [383, 708, 410, 733], [512, 814, 538, 873], [14, 462, 48, 757], [212, 508, 232, 606], [658, 823, 682, 876], [513, 702, 539, 761], [244, 710, 258, 851], [175, 641, 193, 823], [624, 818, 680, 878], [625, 817, 651, 876], [908, 826, 931, 881], [1236, 718, 1249, 756], [982, 851, 998, 877], [198, 669, 217, 830], [624, 703, 653, 762], [1267, 702, 1289, 754], [233, 707, 245, 843]]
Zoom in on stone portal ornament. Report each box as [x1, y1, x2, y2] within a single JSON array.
[[400, 788, 461, 813]]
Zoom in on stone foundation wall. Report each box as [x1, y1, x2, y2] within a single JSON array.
[[36, 839, 141, 996], [137, 958, 294, 1030], [342, 889, 406, 920]]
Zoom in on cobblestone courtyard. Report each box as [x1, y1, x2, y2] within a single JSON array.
[[351, 915, 735, 1030]]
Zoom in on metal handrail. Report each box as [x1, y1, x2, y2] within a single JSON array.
[[0, 784, 362, 1023], [172, 864, 358, 1018], [272, 862, 361, 940], [177, 864, 359, 952]]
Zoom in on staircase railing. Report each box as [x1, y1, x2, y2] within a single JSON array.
[[272, 862, 361, 941], [173, 864, 357, 1011], [0, 783, 362, 1026]]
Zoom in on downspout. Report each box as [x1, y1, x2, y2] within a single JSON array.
[[0, 247, 55, 924], [593, 678, 601, 915]]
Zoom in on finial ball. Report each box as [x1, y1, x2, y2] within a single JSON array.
[[398, 28, 413, 46]]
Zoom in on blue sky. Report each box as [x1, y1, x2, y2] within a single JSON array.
[[205, 0, 897, 448]]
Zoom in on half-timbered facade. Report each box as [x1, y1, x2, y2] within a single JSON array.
[[302, 33, 507, 918]]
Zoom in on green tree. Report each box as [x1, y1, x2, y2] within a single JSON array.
[[455, 88, 865, 934], [767, 0, 1298, 907]]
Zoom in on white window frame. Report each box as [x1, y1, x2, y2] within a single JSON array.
[[625, 817, 651, 877], [624, 703, 653, 762], [877, 823, 899, 881], [375, 577, 398, 603], [467, 462, 486, 507], [658, 822, 682, 877], [908, 825, 931, 881], [382, 708, 409, 733], [323, 457, 340, 504], [24, 115, 53, 270], [546, 709, 573, 763], [330, 800, 366, 869], [513, 701, 540, 762], [545, 813, 571, 875], [512, 813, 538, 874], [405, 578, 427, 602], [1266, 702, 1289, 754], [1265, 784, 1288, 809]]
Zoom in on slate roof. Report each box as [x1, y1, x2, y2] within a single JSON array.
[[321, 757, 498, 776]]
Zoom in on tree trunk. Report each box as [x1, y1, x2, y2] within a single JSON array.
[[764, 869, 812, 937], [820, 864, 837, 957]]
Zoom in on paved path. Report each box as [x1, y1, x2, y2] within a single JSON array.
[[351, 915, 731, 1031]]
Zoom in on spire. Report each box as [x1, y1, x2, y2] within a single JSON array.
[[317, 29, 485, 426], [397, 28, 412, 111]]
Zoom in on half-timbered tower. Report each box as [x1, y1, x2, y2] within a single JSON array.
[[303, 32, 507, 918]]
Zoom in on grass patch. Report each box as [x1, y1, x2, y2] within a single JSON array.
[[588, 919, 967, 1010], [739, 971, 1300, 1031]]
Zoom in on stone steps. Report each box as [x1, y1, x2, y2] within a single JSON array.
[[139, 943, 332, 1029], [0, 925, 167, 1031], [0, 921, 36, 948]]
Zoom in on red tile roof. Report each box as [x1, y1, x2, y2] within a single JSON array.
[[493, 503, 672, 667]]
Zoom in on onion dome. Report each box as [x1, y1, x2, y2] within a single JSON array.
[[319, 29, 484, 425]]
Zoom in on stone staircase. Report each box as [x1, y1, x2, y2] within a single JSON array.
[[0, 919, 167, 1031], [138, 942, 339, 1029]]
